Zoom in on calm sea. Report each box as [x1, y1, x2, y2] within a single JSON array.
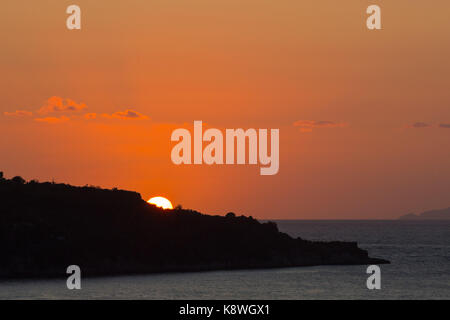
[[1, 220, 449, 299]]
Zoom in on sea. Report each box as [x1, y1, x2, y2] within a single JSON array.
[[1, 220, 449, 299]]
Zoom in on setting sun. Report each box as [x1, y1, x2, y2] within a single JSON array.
[[147, 196, 173, 210]]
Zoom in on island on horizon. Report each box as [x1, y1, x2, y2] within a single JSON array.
[[0, 172, 389, 279], [398, 207, 450, 220]]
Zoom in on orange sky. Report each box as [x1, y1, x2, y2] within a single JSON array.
[[1, 1, 449, 219]]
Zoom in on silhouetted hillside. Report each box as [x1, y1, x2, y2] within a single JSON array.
[[0, 173, 388, 278]]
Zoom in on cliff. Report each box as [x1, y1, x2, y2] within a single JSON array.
[[0, 175, 389, 278]]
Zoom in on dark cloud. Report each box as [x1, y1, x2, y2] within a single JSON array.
[[407, 122, 431, 128], [102, 109, 149, 120], [293, 120, 347, 132]]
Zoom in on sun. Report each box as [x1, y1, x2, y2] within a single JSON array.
[[147, 196, 173, 210]]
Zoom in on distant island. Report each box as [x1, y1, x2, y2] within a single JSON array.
[[399, 207, 450, 220], [0, 172, 388, 279]]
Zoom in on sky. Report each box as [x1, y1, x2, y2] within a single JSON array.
[[1, 1, 449, 219]]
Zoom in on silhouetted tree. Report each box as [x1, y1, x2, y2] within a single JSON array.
[[264, 221, 279, 232], [11, 176, 26, 184], [226, 212, 236, 218]]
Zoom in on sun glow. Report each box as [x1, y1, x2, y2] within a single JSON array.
[[147, 196, 173, 210]]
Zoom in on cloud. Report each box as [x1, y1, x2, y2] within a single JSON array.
[[293, 120, 348, 132], [438, 123, 450, 129], [102, 109, 149, 120], [84, 113, 97, 120], [34, 116, 70, 124], [4, 97, 149, 124], [3, 110, 33, 117], [406, 122, 432, 128], [38, 96, 87, 115]]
